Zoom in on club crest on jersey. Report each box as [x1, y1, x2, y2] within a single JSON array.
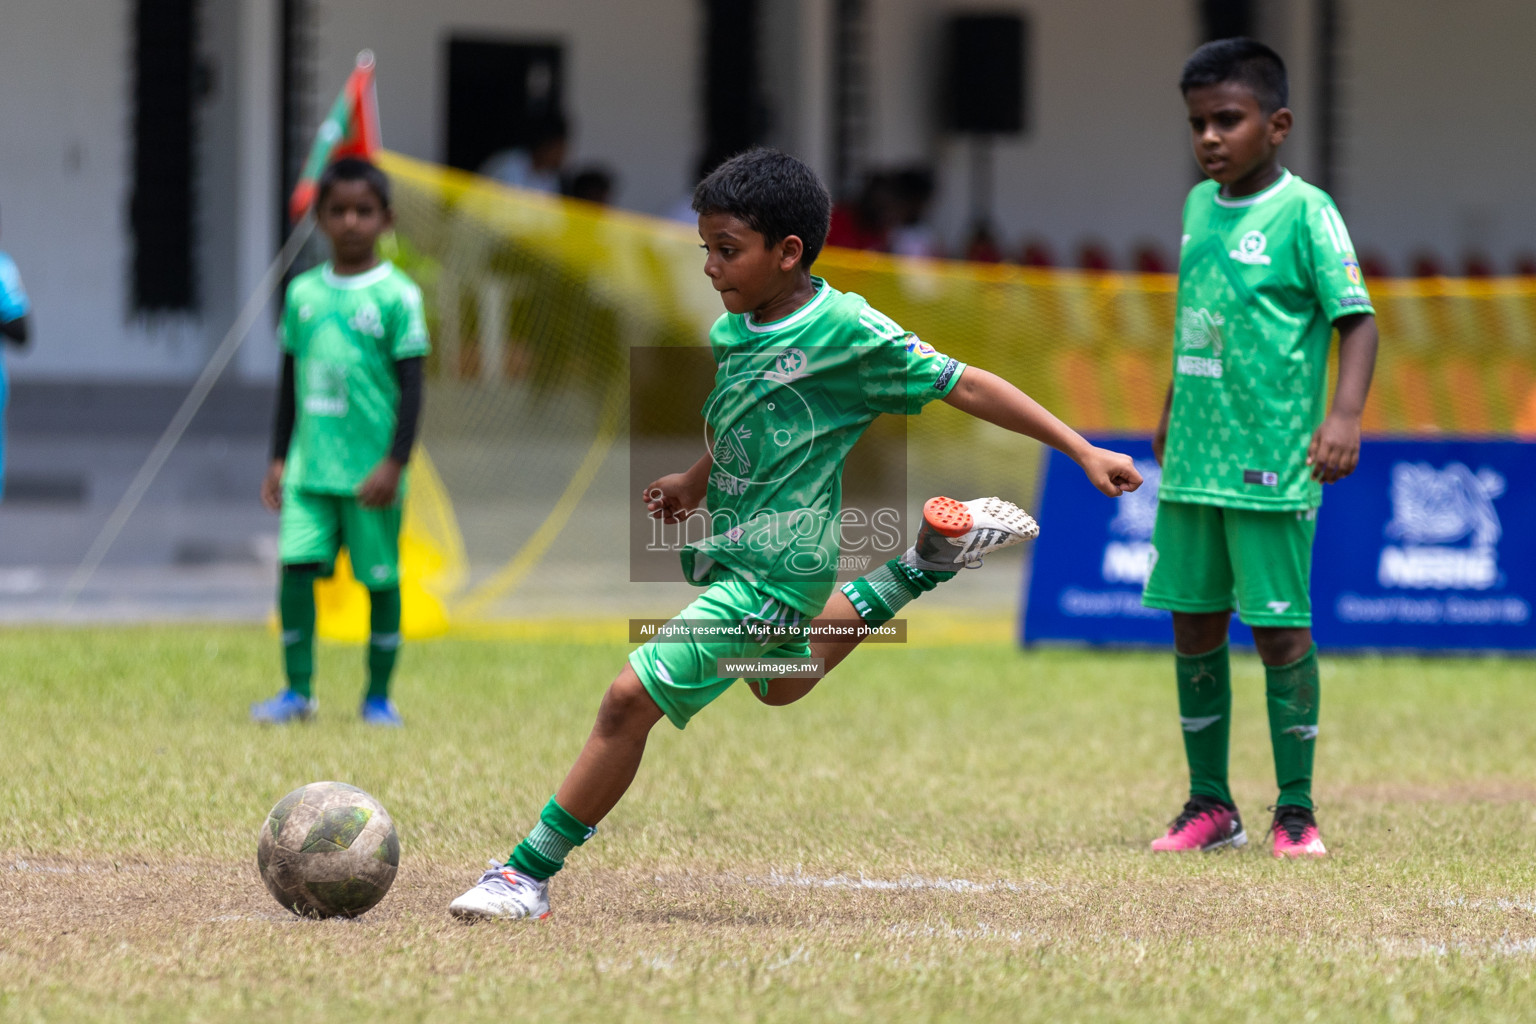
[[348, 303, 385, 338], [768, 347, 809, 381], [1230, 230, 1272, 265], [1342, 255, 1363, 284]]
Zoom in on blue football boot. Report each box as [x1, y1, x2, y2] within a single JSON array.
[[250, 689, 317, 724], [360, 696, 404, 727]]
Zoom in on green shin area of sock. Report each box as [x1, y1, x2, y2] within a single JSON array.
[[1266, 644, 1320, 810], [841, 559, 957, 626], [279, 569, 318, 699], [506, 797, 596, 880], [366, 587, 402, 700], [1176, 642, 1232, 806]]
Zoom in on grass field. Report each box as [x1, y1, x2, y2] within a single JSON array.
[[3, 625, 1536, 1022]]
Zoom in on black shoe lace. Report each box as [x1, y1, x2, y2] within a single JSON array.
[[1268, 804, 1315, 844], [1169, 795, 1231, 831]]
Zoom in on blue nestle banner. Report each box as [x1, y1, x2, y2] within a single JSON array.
[[1022, 438, 1535, 652]]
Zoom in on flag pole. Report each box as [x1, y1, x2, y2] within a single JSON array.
[[61, 215, 318, 611]]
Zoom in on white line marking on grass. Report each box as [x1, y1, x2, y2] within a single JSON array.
[[205, 913, 296, 923], [887, 922, 1035, 943], [1439, 896, 1536, 913], [755, 870, 1048, 894], [1401, 937, 1536, 959], [10, 860, 94, 874]]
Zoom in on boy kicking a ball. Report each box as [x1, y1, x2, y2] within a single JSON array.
[[450, 148, 1141, 920], [251, 158, 429, 728], [1144, 40, 1378, 856]]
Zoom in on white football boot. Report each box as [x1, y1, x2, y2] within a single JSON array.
[[448, 862, 551, 921], [902, 496, 1039, 571]]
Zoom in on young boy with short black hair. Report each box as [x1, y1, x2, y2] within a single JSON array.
[[1143, 39, 1378, 856], [449, 148, 1142, 920], [251, 157, 429, 728]]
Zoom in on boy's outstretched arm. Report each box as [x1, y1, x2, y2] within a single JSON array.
[[643, 453, 712, 523], [1307, 313, 1377, 484], [943, 366, 1143, 496]]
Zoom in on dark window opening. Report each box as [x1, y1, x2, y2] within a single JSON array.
[[445, 37, 564, 174], [279, 0, 318, 247], [130, 0, 202, 313], [1200, 0, 1255, 41], [702, 0, 766, 167]]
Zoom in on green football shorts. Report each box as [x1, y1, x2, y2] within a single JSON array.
[[1142, 500, 1317, 628], [279, 488, 402, 590], [628, 577, 816, 730]]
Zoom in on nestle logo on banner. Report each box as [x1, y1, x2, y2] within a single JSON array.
[[1378, 462, 1503, 590], [1101, 460, 1161, 584]]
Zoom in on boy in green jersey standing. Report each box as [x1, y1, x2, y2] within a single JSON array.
[[1143, 40, 1378, 856], [449, 148, 1143, 921], [252, 158, 429, 727]]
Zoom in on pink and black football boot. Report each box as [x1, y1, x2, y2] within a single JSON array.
[[1268, 804, 1328, 858], [1150, 795, 1247, 852]]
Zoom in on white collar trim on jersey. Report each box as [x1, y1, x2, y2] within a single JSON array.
[[322, 261, 394, 289], [743, 278, 830, 333], [1213, 169, 1293, 208]]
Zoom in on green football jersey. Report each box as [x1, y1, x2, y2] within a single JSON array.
[[1161, 170, 1374, 510], [281, 261, 430, 493], [681, 278, 966, 615]]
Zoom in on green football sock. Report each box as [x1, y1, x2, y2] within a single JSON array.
[[366, 586, 402, 701], [839, 559, 956, 626], [1266, 644, 1320, 810], [279, 567, 318, 699], [1176, 642, 1233, 805], [507, 796, 596, 880]]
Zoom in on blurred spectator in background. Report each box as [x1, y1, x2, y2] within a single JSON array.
[[480, 112, 569, 194], [1410, 250, 1445, 278], [1358, 251, 1391, 279], [1462, 251, 1494, 278], [1132, 242, 1172, 274], [0, 205, 31, 503], [887, 166, 940, 258], [1019, 239, 1055, 267], [827, 171, 895, 251], [1077, 240, 1113, 272], [963, 222, 1004, 263], [565, 165, 615, 206]]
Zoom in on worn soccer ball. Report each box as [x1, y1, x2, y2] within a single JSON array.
[[256, 781, 400, 918]]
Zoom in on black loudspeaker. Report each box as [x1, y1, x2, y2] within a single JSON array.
[[945, 13, 1027, 135]]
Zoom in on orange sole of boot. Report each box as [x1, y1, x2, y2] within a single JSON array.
[[922, 496, 973, 538]]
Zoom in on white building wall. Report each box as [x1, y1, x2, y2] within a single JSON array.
[[1343, 0, 1536, 273], [312, 0, 701, 219], [2, 0, 1534, 385], [0, 2, 194, 380], [0, 0, 278, 383], [860, 0, 1202, 263]]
